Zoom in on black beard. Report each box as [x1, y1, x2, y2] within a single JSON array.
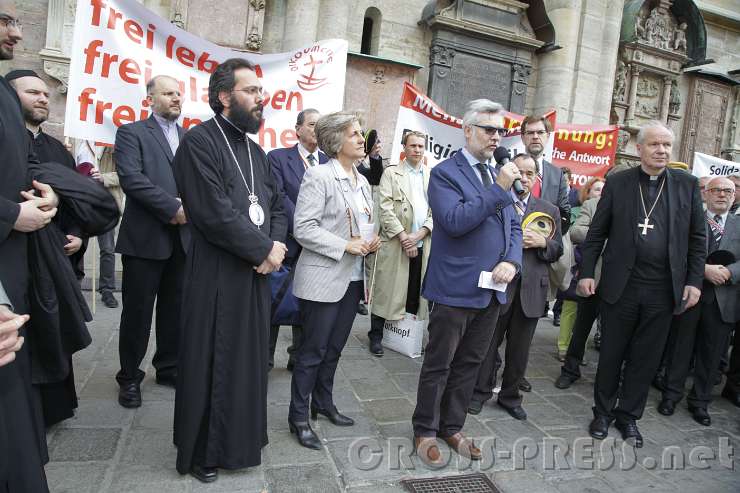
[[228, 95, 263, 134]]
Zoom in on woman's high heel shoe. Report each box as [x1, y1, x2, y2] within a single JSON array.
[[310, 406, 354, 426]]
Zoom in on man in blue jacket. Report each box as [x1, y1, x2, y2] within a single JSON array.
[[412, 99, 523, 466]]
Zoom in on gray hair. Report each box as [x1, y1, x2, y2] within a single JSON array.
[[462, 99, 504, 127], [636, 120, 674, 144], [315, 111, 363, 158]]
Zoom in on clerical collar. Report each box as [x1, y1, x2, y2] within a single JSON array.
[[639, 167, 665, 183], [28, 127, 43, 139]]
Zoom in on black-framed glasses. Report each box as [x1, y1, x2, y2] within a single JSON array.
[[523, 130, 548, 137], [707, 187, 734, 195], [0, 14, 22, 31], [473, 124, 508, 137]]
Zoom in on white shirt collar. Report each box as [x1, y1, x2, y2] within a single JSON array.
[[297, 142, 317, 162], [708, 209, 730, 226]]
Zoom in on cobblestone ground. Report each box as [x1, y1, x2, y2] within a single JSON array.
[[46, 293, 739, 492]]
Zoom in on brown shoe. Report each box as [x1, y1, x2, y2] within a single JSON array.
[[414, 436, 444, 467], [441, 432, 481, 460]]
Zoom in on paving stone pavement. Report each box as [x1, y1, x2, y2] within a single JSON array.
[[47, 293, 740, 492]]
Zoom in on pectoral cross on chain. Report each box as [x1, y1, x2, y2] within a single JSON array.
[[638, 217, 654, 235]]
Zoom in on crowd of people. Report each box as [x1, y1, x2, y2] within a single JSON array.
[[1, 2, 739, 490]]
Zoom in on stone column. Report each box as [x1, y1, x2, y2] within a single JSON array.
[[43, 0, 65, 54], [625, 65, 641, 125], [660, 76, 672, 122], [282, 0, 320, 51], [317, 0, 350, 41]]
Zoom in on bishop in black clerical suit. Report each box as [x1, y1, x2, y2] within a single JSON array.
[[578, 122, 706, 447], [172, 59, 287, 483]]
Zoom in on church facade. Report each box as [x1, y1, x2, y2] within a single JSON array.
[[5, 0, 740, 169]]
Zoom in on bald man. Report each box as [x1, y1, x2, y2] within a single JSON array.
[[114, 75, 189, 408], [658, 176, 738, 425]]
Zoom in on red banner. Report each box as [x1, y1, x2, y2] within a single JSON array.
[[551, 123, 618, 187]]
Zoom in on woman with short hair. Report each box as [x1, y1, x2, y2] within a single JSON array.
[[288, 111, 381, 449]]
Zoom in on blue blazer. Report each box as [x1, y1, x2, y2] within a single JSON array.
[[267, 144, 328, 260], [422, 150, 523, 309]]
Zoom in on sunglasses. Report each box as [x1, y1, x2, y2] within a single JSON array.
[[472, 124, 509, 137]]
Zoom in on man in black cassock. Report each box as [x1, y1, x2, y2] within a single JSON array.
[[172, 58, 287, 483], [8, 69, 85, 428], [0, 1, 56, 490], [578, 120, 706, 448]]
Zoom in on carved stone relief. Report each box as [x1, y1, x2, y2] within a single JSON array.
[[613, 60, 626, 103], [669, 80, 681, 115], [373, 65, 387, 84], [634, 4, 686, 54]]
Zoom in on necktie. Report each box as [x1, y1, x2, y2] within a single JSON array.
[[475, 163, 493, 188], [307, 154, 316, 167], [514, 200, 526, 217], [709, 214, 723, 253]]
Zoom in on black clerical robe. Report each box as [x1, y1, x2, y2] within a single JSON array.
[[0, 77, 50, 493], [172, 114, 287, 473], [28, 129, 85, 427]]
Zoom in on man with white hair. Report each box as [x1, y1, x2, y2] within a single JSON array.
[[658, 176, 738, 424], [578, 120, 706, 448], [412, 99, 522, 466]]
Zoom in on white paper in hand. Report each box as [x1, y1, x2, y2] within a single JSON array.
[[478, 271, 507, 292], [359, 223, 375, 242]]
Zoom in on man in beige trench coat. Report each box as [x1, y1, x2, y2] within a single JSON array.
[[368, 131, 433, 356]]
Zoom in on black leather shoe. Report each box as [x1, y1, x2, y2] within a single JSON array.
[[657, 398, 675, 416], [554, 375, 576, 389], [467, 399, 483, 415], [155, 375, 177, 388], [721, 387, 740, 408], [118, 382, 141, 408], [553, 314, 561, 326], [289, 420, 321, 449], [615, 421, 643, 448], [190, 464, 218, 483], [357, 303, 368, 316], [589, 415, 612, 440], [689, 407, 711, 426], [497, 401, 527, 420], [518, 377, 532, 393], [369, 340, 384, 357], [310, 406, 354, 426], [101, 291, 119, 308]]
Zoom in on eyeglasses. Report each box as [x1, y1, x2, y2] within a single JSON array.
[[472, 124, 508, 137], [233, 86, 263, 97], [523, 130, 548, 137], [707, 187, 735, 195], [0, 15, 22, 31]]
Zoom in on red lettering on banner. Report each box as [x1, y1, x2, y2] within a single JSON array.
[[101, 52, 119, 77], [123, 19, 143, 44], [84, 40, 104, 74], [90, 0, 106, 26], [262, 90, 303, 111], [119, 58, 141, 83], [176, 46, 196, 67], [112, 104, 136, 126]]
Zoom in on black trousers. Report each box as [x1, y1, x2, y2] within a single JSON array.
[[268, 324, 302, 369], [368, 248, 423, 343], [289, 281, 363, 422], [561, 295, 601, 380], [117, 235, 184, 385], [412, 296, 501, 437], [595, 281, 674, 422], [663, 296, 734, 409], [725, 323, 740, 394], [473, 282, 538, 408]]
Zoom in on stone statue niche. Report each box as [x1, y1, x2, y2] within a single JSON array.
[[634, 3, 687, 54]]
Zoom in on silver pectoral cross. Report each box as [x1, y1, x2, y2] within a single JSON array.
[[638, 217, 654, 235]]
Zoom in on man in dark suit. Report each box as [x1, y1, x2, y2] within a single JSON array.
[[267, 109, 328, 371], [520, 115, 571, 232], [578, 120, 706, 447], [114, 75, 189, 408], [412, 99, 522, 466], [658, 176, 739, 424], [469, 154, 562, 420]]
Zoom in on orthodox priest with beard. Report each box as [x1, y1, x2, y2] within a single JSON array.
[[172, 58, 288, 484]]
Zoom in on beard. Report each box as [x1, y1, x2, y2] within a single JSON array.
[[228, 94, 263, 134], [23, 107, 48, 127]]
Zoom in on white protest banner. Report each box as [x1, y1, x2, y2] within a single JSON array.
[[692, 152, 740, 179], [389, 83, 554, 167], [65, 0, 347, 150]]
